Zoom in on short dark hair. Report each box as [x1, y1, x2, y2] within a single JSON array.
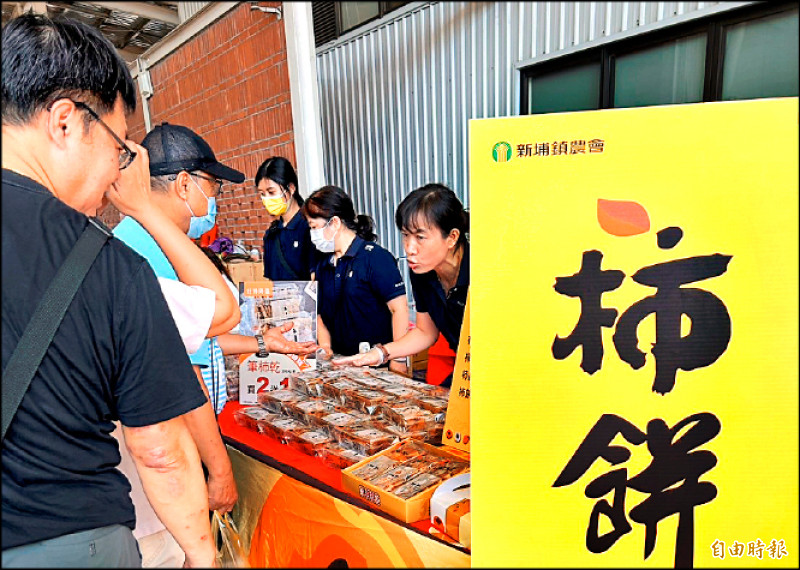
[[1, 12, 137, 126], [303, 185, 377, 242], [395, 183, 469, 247], [254, 156, 304, 206]]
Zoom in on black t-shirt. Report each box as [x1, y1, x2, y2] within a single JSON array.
[[314, 236, 406, 356], [1, 169, 208, 549], [262, 213, 321, 280], [409, 242, 470, 353]]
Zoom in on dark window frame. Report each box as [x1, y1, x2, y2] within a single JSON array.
[[520, 1, 798, 114], [314, 1, 412, 45]]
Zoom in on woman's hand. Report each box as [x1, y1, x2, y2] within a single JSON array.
[[332, 348, 382, 368], [262, 322, 317, 355]]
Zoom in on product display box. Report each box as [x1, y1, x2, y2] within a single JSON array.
[[237, 280, 318, 404], [341, 440, 469, 524]]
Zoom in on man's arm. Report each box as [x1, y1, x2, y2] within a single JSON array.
[[188, 365, 238, 514], [122, 417, 215, 568], [215, 322, 317, 356]]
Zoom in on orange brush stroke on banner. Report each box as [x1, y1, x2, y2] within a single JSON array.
[[249, 475, 428, 568], [597, 198, 650, 236]]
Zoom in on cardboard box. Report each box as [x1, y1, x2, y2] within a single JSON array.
[[459, 512, 471, 549], [225, 261, 267, 285], [238, 353, 316, 405], [341, 440, 469, 523], [430, 472, 470, 544]]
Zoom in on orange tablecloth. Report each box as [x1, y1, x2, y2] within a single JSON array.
[[218, 401, 470, 567]]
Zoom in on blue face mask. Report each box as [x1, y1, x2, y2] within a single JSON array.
[[185, 176, 217, 238]]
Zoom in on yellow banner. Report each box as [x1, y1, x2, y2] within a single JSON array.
[[443, 291, 471, 452], [470, 98, 799, 567]]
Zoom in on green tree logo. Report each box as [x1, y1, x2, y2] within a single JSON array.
[[492, 141, 512, 162]]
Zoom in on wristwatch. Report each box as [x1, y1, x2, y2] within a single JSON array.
[[255, 334, 270, 358], [373, 343, 390, 366]]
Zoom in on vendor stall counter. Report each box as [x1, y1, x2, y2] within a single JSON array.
[[219, 401, 471, 568]]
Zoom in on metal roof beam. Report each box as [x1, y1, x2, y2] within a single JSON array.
[[13, 2, 49, 16], [91, 2, 179, 25]]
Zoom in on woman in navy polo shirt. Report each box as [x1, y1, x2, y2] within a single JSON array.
[[303, 185, 410, 375], [333, 183, 468, 387], [256, 157, 320, 280]]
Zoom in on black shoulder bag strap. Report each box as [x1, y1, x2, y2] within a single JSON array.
[[270, 228, 301, 279], [2, 218, 111, 441]]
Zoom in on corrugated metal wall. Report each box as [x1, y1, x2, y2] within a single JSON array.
[[315, 1, 748, 281], [177, 1, 209, 23]]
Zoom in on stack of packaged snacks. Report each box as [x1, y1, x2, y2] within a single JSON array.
[[233, 406, 278, 431], [257, 389, 304, 414], [319, 442, 367, 469], [348, 440, 469, 500], [231, 367, 450, 466], [225, 355, 240, 401]]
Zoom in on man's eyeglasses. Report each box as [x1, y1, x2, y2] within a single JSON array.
[[70, 100, 137, 170], [191, 172, 224, 196]]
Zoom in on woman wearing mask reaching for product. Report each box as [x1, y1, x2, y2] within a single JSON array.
[[256, 156, 321, 280], [333, 183, 469, 388], [304, 185, 410, 375]]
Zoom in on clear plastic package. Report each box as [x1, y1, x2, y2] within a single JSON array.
[[392, 472, 442, 499], [348, 374, 391, 390], [289, 374, 328, 398], [257, 389, 304, 413], [376, 421, 430, 442], [288, 429, 334, 456], [370, 465, 421, 492], [349, 455, 398, 481], [259, 416, 309, 444], [233, 406, 275, 431], [345, 388, 397, 415], [380, 404, 433, 432], [426, 458, 471, 480], [380, 386, 422, 400], [322, 380, 361, 403], [339, 426, 397, 456], [413, 383, 450, 398], [320, 442, 367, 470], [413, 396, 449, 414], [286, 398, 339, 423]]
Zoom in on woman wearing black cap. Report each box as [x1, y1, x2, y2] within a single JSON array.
[[255, 157, 321, 280]]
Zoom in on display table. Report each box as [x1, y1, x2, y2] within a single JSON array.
[[219, 401, 471, 567]]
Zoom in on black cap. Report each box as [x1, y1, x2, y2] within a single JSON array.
[[143, 122, 245, 183]]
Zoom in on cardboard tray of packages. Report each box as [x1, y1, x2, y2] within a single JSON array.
[[341, 440, 469, 524]]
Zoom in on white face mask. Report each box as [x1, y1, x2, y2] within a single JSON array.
[[310, 218, 335, 253]]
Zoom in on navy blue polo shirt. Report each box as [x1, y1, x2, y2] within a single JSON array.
[[314, 236, 406, 356], [262, 212, 320, 280], [409, 242, 470, 353]]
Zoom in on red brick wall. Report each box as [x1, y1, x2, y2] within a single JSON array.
[[101, 2, 294, 253]]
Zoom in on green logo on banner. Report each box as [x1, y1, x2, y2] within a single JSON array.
[[492, 141, 512, 162]]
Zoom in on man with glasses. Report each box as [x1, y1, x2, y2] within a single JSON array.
[[112, 122, 245, 564], [2, 14, 215, 568]]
